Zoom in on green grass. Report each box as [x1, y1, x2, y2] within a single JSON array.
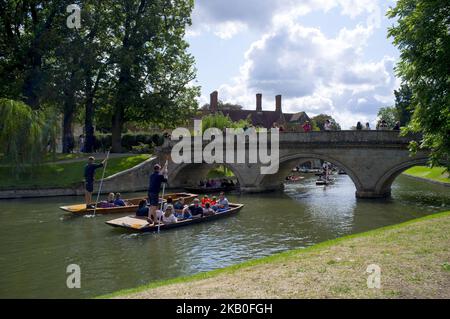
[[43, 153, 88, 162], [403, 166, 449, 184], [99, 210, 450, 299], [0, 154, 151, 190]]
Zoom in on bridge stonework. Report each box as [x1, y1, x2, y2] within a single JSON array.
[[155, 131, 428, 199]]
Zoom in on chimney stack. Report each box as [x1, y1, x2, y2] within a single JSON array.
[[256, 93, 262, 112], [275, 95, 282, 113], [210, 91, 218, 113]]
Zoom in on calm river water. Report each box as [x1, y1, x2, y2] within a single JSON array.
[[0, 174, 449, 298]]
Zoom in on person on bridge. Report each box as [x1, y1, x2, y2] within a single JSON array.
[[356, 122, 363, 130], [393, 121, 401, 131], [84, 156, 106, 208], [148, 163, 168, 226], [324, 119, 332, 131], [302, 121, 312, 132]]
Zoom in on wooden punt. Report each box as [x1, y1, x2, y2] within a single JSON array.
[[105, 203, 244, 232], [59, 192, 198, 215]]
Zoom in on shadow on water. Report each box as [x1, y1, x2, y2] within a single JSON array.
[[0, 174, 448, 298]]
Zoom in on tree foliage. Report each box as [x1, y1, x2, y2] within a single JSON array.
[[311, 114, 341, 131], [0, 99, 58, 175], [387, 0, 450, 169], [377, 106, 398, 128]]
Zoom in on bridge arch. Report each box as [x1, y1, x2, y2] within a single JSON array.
[[374, 157, 429, 196], [168, 162, 244, 189], [255, 153, 363, 192]]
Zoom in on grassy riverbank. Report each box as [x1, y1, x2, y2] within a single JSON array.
[[103, 211, 450, 299], [0, 154, 151, 190], [403, 166, 449, 184]]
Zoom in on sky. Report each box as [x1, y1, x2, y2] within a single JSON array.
[[185, 0, 401, 129]]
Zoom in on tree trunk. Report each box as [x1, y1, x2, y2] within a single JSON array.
[[111, 109, 124, 153], [111, 67, 131, 153], [62, 100, 75, 154], [84, 72, 95, 153]]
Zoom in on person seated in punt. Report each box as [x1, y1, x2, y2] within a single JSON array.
[[163, 196, 173, 211], [215, 192, 229, 212], [203, 202, 215, 216], [201, 195, 210, 207], [162, 204, 177, 224], [113, 193, 127, 206], [97, 192, 116, 208], [178, 206, 192, 219], [136, 199, 149, 217], [173, 197, 185, 211], [188, 198, 204, 218], [210, 196, 217, 208]]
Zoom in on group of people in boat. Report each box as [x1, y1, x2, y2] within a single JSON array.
[[97, 192, 129, 208], [135, 192, 230, 226], [198, 178, 235, 188]]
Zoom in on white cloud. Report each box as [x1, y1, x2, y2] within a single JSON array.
[[213, 21, 248, 39], [212, 15, 397, 128]]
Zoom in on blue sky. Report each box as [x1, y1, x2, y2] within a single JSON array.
[[186, 0, 400, 129]]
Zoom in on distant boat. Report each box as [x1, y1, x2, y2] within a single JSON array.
[[105, 203, 244, 232], [285, 175, 304, 183], [338, 169, 347, 175]]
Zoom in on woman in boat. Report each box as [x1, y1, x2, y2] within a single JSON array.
[[162, 204, 177, 224], [163, 196, 173, 211], [203, 202, 215, 216], [136, 199, 149, 217], [113, 193, 127, 207]]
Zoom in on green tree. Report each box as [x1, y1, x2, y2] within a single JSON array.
[[0, 99, 58, 175], [387, 0, 450, 169], [108, 0, 199, 152], [394, 83, 413, 126], [377, 106, 398, 128], [311, 114, 341, 131]]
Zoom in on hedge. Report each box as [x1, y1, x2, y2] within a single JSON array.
[[94, 133, 165, 152]]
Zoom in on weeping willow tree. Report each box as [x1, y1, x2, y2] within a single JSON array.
[[0, 99, 58, 176]]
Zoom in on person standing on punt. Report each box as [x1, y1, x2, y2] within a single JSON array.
[[148, 163, 168, 226], [84, 156, 106, 208]]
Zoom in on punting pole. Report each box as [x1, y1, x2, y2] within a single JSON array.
[[93, 150, 110, 217], [158, 159, 169, 233]]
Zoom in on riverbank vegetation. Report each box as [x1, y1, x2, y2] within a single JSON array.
[[104, 211, 450, 299], [0, 154, 150, 190], [403, 166, 450, 184]]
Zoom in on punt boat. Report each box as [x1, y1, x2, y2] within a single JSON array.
[[105, 203, 244, 232], [59, 192, 197, 215]]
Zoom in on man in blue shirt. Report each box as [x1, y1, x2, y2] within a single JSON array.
[[84, 156, 105, 208], [148, 163, 168, 225]]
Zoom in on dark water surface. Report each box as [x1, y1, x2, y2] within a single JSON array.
[[0, 174, 448, 298]]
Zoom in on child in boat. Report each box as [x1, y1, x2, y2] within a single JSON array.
[[203, 202, 215, 216], [113, 193, 127, 207], [162, 204, 177, 224], [136, 199, 149, 217]]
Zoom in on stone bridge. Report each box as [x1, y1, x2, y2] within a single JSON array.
[[153, 130, 429, 199]]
